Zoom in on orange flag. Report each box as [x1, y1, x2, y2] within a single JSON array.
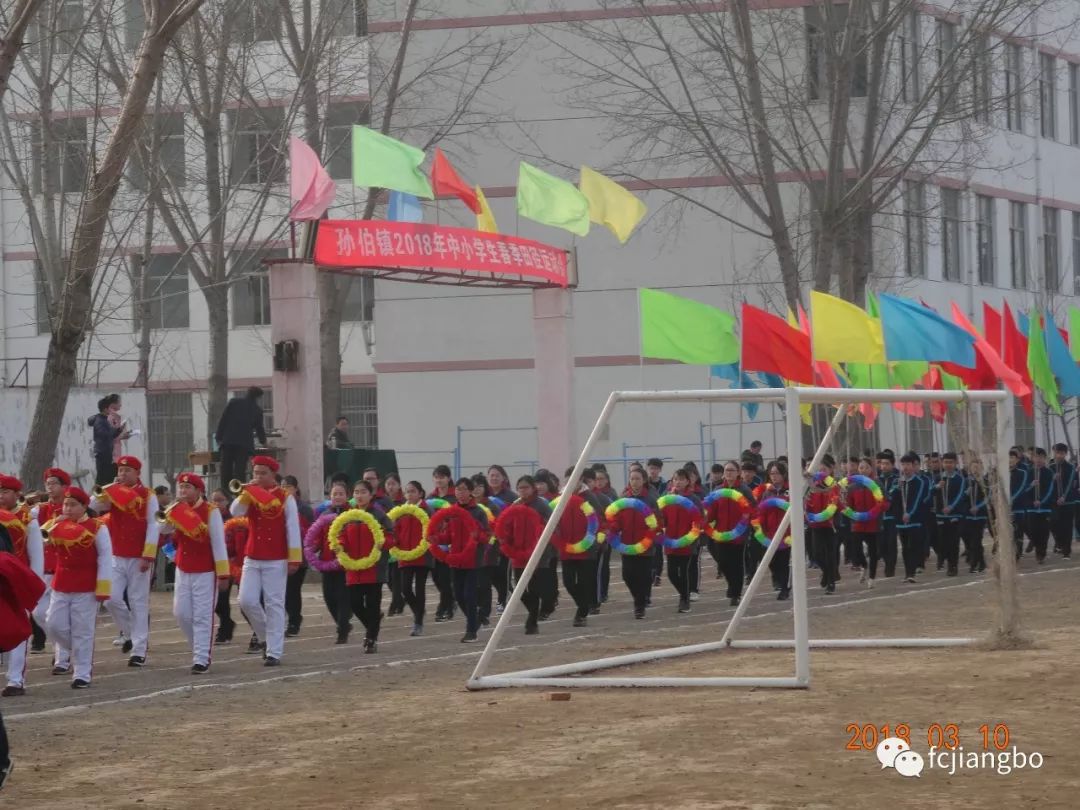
[[431, 148, 481, 213]]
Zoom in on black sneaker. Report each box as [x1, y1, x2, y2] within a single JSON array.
[[524, 622, 539, 635], [479, 617, 490, 627], [434, 613, 449, 623], [572, 615, 587, 627], [128, 656, 146, 668], [652, 576, 662, 587], [121, 639, 133, 654], [678, 599, 691, 613], [191, 664, 209, 675], [363, 638, 377, 654], [729, 597, 740, 606], [71, 679, 91, 689], [777, 588, 790, 601], [263, 657, 280, 667], [410, 623, 424, 637], [335, 627, 350, 645], [825, 584, 836, 595], [51, 665, 69, 676], [285, 624, 300, 638], [588, 606, 600, 616], [633, 608, 645, 619], [904, 577, 917, 584], [1, 686, 25, 697], [539, 611, 553, 621], [30, 641, 45, 654], [246, 635, 261, 654], [461, 632, 479, 643], [215, 626, 233, 644]]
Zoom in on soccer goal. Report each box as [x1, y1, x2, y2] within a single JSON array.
[[466, 386, 1014, 690]]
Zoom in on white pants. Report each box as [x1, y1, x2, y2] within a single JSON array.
[[44, 575, 71, 671], [106, 556, 153, 658], [174, 570, 217, 667], [46, 591, 98, 683], [5, 587, 48, 688], [238, 558, 288, 659]]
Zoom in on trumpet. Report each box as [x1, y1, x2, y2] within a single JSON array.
[[155, 502, 181, 525], [93, 484, 106, 498], [40, 517, 57, 540], [229, 479, 245, 495]]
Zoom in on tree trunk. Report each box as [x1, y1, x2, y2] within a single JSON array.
[[205, 283, 229, 443], [0, 0, 42, 105]]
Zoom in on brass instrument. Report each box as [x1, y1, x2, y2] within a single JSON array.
[[229, 479, 246, 495], [155, 502, 181, 525], [93, 484, 106, 498], [39, 518, 57, 541], [21, 491, 43, 506]]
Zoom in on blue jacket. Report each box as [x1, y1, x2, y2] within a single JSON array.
[[892, 476, 928, 529], [1009, 467, 1032, 515], [1050, 460, 1078, 506], [935, 472, 967, 522], [1027, 466, 1055, 514], [88, 412, 121, 459]]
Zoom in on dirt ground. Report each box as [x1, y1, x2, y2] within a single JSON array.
[[4, 556, 1079, 809]]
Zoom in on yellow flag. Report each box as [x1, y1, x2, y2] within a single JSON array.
[[809, 291, 886, 364], [579, 166, 646, 243], [476, 185, 498, 233]]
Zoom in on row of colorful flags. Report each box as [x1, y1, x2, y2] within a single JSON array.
[[289, 128, 648, 243], [639, 288, 1080, 428]]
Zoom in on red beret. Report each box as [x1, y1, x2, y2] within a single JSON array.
[[0, 474, 22, 492], [177, 472, 205, 492], [64, 487, 90, 507], [116, 456, 142, 472], [44, 467, 71, 486], [251, 455, 279, 473]]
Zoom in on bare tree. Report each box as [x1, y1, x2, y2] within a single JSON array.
[[0, 0, 43, 104], [13, 0, 207, 484]]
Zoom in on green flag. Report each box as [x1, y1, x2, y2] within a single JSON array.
[[352, 126, 433, 198], [1070, 306, 1080, 362], [1027, 312, 1062, 414], [639, 289, 739, 366], [516, 162, 590, 237]]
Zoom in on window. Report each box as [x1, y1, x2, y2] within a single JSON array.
[[1071, 63, 1080, 145], [32, 117, 87, 194], [341, 276, 374, 322], [1040, 53, 1057, 139], [936, 20, 958, 113], [229, 107, 286, 186], [1005, 44, 1023, 132], [144, 254, 190, 329], [904, 180, 926, 277], [1043, 206, 1060, 293], [908, 413, 934, 456], [129, 113, 186, 189], [148, 393, 194, 477], [1014, 401, 1035, 449], [340, 385, 378, 448], [125, 0, 144, 50], [941, 188, 962, 281], [326, 0, 368, 38], [354, 0, 368, 36], [231, 247, 287, 326], [899, 11, 920, 103], [54, 1, 84, 56], [976, 195, 995, 285], [325, 101, 370, 181], [806, 5, 867, 101], [1010, 201, 1028, 288], [972, 36, 992, 122], [238, 0, 281, 43], [1073, 212, 1080, 295]]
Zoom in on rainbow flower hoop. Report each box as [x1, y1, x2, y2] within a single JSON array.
[[551, 496, 602, 554], [812, 472, 836, 488], [839, 475, 884, 521], [327, 509, 385, 571], [753, 497, 791, 547], [387, 504, 430, 562], [703, 488, 751, 543], [656, 494, 703, 549], [303, 511, 343, 572], [427, 498, 451, 512], [605, 498, 658, 555], [807, 503, 838, 524], [476, 503, 498, 545]]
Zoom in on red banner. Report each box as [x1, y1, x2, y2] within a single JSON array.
[[314, 220, 569, 287]]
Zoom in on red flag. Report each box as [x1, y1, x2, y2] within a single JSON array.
[[1003, 302, 1034, 417], [431, 148, 481, 213], [950, 303, 1030, 398], [919, 367, 948, 423], [983, 302, 1003, 355], [741, 303, 814, 384]]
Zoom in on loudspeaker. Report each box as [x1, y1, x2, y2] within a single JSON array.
[[273, 339, 300, 372]]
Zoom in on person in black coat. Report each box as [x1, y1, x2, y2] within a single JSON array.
[[214, 387, 267, 485]]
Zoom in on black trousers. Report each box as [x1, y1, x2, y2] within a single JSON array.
[[494, 557, 510, 606], [811, 527, 838, 588], [899, 528, 921, 579], [880, 521, 898, 577], [477, 566, 494, 622], [513, 566, 549, 627], [320, 570, 352, 634], [540, 558, 559, 615], [652, 543, 664, 580], [387, 562, 404, 612], [0, 707, 8, 771], [666, 554, 692, 601], [924, 514, 940, 563], [433, 561, 455, 618], [769, 548, 790, 593], [451, 568, 479, 634], [620, 554, 653, 610], [688, 543, 701, 594], [348, 582, 383, 641], [843, 527, 866, 568], [561, 558, 596, 619], [859, 532, 880, 579], [94, 454, 116, 487], [400, 566, 430, 624], [285, 564, 307, 629], [745, 541, 765, 583], [710, 542, 744, 599], [961, 521, 987, 570], [1051, 504, 1074, 556], [218, 444, 250, 487], [597, 544, 612, 603], [1026, 512, 1051, 561], [30, 614, 46, 648], [939, 520, 961, 572], [1012, 515, 1026, 559], [215, 584, 236, 635]]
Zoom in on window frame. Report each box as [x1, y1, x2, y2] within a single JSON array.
[[1005, 43, 1024, 132], [903, 179, 927, 278], [940, 187, 962, 282], [976, 194, 995, 285], [1009, 201, 1028, 289], [1040, 52, 1057, 140], [1043, 205, 1060, 293]]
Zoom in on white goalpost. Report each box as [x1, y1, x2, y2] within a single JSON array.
[[466, 386, 1013, 690]]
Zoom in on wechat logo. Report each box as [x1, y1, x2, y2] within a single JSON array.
[[876, 737, 924, 778]]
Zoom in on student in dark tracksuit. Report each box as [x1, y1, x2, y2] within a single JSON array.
[[934, 452, 967, 577], [534, 471, 562, 618], [1008, 449, 1032, 561], [1026, 448, 1055, 563], [894, 453, 929, 583], [1050, 444, 1077, 559], [658, 469, 702, 613], [428, 465, 457, 623], [963, 462, 990, 574], [495, 476, 553, 635], [806, 458, 841, 594], [704, 461, 754, 606], [609, 469, 659, 619], [877, 452, 899, 577], [757, 462, 792, 601], [552, 484, 600, 628]]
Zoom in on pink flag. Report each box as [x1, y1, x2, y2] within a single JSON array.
[[289, 136, 336, 221]]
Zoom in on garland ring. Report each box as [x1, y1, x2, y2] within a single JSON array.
[[550, 496, 602, 554], [753, 497, 791, 547], [303, 511, 343, 572], [838, 475, 885, 521], [656, 494, 703, 549], [604, 498, 658, 556], [327, 509, 385, 571], [387, 504, 430, 562], [702, 488, 751, 543], [427, 504, 481, 563]]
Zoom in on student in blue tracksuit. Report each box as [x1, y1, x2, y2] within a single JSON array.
[[1050, 443, 1077, 559], [922, 452, 942, 570], [877, 451, 899, 577], [934, 452, 967, 577], [895, 453, 929, 583], [963, 459, 990, 573], [1008, 449, 1032, 561], [1025, 448, 1055, 563]]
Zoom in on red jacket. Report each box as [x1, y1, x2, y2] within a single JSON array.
[[757, 485, 791, 545], [395, 504, 433, 569], [658, 497, 701, 557], [341, 511, 394, 586], [806, 485, 840, 529], [705, 485, 755, 545], [496, 501, 547, 568], [0, 551, 46, 652], [432, 500, 487, 569], [848, 487, 885, 533], [552, 494, 595, 561]]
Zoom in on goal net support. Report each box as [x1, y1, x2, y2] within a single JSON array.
[[466, 386, 1013, 690]]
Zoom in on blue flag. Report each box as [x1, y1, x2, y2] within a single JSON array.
[[878, 294, 976, 368], [1044, 314, 1080, 397], [711, 363, 760, 420], [388, 191, 423, 223], [1018, 311, 1029, 337]]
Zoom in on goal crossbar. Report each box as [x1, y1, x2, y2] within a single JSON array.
[[466, 386, 1011, 691]]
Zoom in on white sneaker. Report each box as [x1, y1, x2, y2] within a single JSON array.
[[689, 592, 700, 602], [859, 568, 867, 584], [112, 634, 127, 648]]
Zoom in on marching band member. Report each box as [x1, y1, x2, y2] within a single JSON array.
[[91, 456, 158, 667], [33, 469, 71, 673], [230, 456, 302, 667], [44, 487, 112, 689], [163, 473, 229, 674], [1, 476, 44, 696]]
